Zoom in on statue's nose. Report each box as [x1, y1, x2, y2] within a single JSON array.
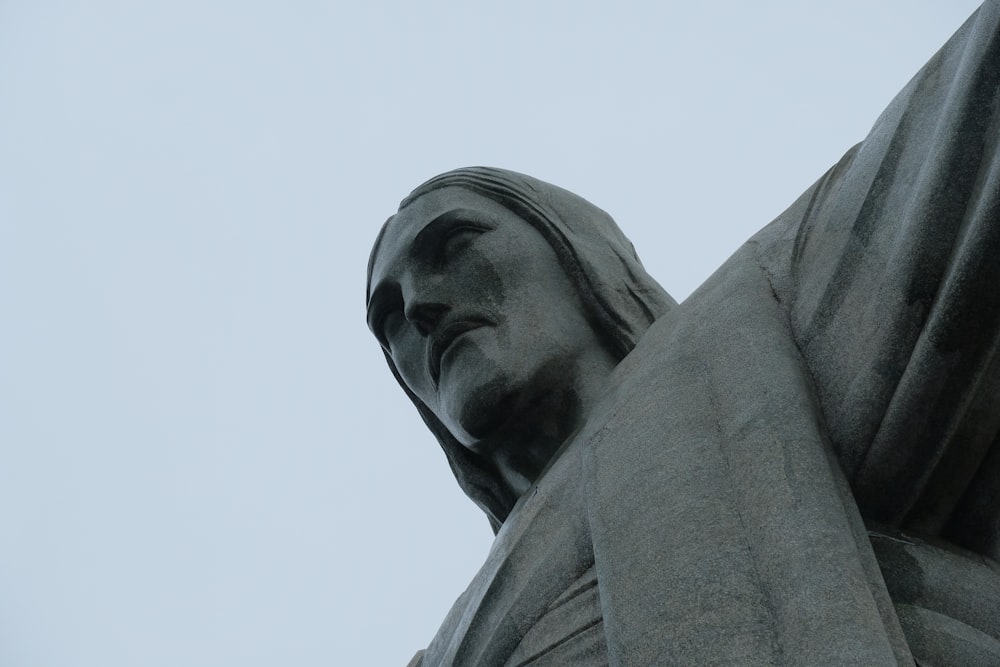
[[405, 301, 447, 336]]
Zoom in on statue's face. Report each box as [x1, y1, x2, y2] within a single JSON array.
[[367, 186, 609, 451]]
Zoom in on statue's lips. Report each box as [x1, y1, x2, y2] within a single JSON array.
[[430, 319, 489, 386]]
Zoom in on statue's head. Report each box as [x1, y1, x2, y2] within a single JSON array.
[[367, 167, 673, 531]]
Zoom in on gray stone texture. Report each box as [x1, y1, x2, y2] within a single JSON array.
[[370, 2, 1000, 664]]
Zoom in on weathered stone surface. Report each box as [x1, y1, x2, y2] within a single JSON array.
[[367, 2, 1000, 664]]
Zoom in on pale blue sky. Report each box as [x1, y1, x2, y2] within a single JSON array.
[[0, 1, 984, 664]]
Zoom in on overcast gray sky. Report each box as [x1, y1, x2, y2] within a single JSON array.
[[0, 1, 985, 665]]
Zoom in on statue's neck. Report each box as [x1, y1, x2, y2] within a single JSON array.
[[476, 348, 618, 500]]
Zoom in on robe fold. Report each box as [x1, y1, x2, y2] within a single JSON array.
[[410, 2, 1000, 664]]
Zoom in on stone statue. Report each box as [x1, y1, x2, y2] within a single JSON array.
[[367, 3, 1000, 664]]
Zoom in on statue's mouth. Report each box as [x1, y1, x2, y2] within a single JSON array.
[[430, 319, 489, 387]]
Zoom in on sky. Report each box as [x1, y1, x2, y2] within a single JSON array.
[[0, 1, 986, 665]]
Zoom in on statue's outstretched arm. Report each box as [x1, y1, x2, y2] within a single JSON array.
[[753, 0, 1000, 551]]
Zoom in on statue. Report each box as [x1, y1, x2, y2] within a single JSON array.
[[367, 2, 1000, 664]]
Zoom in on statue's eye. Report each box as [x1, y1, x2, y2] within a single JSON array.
[[440, 225, 485, 262]]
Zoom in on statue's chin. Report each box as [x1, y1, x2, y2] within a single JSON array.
[[436, 335, 588, 452], [439, 349, 589, 454], [442, 377, 519, 450], [461, 394, 523, 453], [436, 344, 515, 444]]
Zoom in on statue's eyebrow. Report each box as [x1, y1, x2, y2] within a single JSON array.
[[410, 208, 482, 259]]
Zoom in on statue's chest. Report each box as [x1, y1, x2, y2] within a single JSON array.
[[421, 442, 608, 666]]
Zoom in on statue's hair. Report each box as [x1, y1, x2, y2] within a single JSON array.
[[367, 167, 674, 532]]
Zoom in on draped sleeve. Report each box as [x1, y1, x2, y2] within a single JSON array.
[[752, 0, 1000, 557], [582, 4, 1000, 664]]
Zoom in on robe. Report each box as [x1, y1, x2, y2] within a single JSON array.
[[410, 2, 1000, 664]]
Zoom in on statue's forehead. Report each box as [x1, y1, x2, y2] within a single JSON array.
[[394, 185, 495, 224], [379, 185, 518, 250], [370, 186, 511, 288]]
